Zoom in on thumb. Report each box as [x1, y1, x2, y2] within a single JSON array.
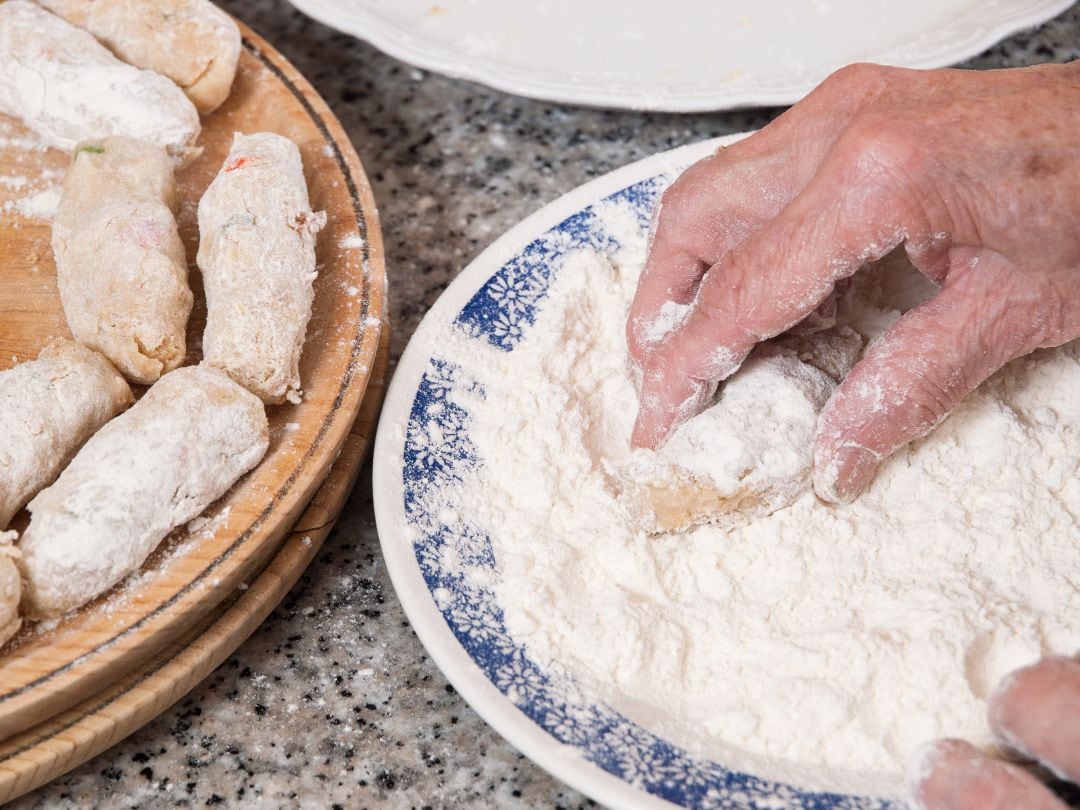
[[814, 252, 1052, 503]]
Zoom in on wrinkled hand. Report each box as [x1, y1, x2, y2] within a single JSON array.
[[911, 657, 1080, 810], [627, 62, 1080, 502]]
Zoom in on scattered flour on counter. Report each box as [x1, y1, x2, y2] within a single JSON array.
[[413, 202, 1080, 797]]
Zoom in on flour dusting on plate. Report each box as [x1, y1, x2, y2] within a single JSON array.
[[406, 198, 1080, 797]]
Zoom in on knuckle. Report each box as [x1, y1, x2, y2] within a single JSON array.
[[837, 113, 924, 182], [659, 155, 724, 214], [839, 355, 957, 453], [692, 284, 731, 332], [887, 362, 957, 433], [825, 62, 879, 86], [817, 62, 892, 100], [655, 181, 698, 236], [954, 271, 1060, 359]]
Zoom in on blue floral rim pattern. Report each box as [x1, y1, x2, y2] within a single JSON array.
[[399, 174, 903, 810]]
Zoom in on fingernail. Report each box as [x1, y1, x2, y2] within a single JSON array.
[[906, 740, 982, 810], [907, 741, 945, 808], [815, 444, 881, 504], [988, 657, 1079, 782], [630, 416, 655, 449], [987, 667, 1023, 741], [631, 380, 714, 450], [631, 392, 667, 449]]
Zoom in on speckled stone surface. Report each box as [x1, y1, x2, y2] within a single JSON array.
[[12, 2, 1080, 807]]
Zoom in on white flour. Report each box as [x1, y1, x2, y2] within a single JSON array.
[[6, 186, 60, 220], [615, 328, 863, 534], [419, 203, 1080, 796]]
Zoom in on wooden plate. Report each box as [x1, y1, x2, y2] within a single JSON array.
[[0, 312, 389, 805], [0, 21, 387, 741]]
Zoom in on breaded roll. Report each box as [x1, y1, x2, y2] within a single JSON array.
[[198, 132, 326, 404], [36, 0, 241, 114], [0, 1, 200, 165], [18, 365, 269, 618], [53, 136, 193, 384], [0, 339, 133, 530]]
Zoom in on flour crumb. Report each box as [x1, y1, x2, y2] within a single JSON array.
[[2, 186, 61, 220], [186, 506, 232, 539]]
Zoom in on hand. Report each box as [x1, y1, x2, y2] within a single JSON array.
[[627, 61, 1080, 502], [910, 657, 1080, 810]]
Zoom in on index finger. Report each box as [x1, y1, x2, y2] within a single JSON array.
[[632, 126, 930, 448], [626, 62, 899, 367], [626, 137, 803, 366]]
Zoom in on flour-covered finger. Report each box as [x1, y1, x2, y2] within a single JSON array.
[[632, 126, 931, 449], [814, 254, 1052, 503], [910, 739, 1067, 810], [0, 1, 200, 164], [38, 0, 241, 114], [990, 657, 1080, 783], [627, 144, 800, 365]]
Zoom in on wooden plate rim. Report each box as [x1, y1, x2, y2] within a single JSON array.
[[0, 308, 390, 804], [0, 23, 386, 713]]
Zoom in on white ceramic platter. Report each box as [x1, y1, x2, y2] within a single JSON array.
[[373, 133, 906, 809], [288, 0, 1073, 111]]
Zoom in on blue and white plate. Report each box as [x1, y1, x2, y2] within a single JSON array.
[[373, 135, 903, 809]]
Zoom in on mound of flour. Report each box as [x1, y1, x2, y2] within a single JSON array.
[[424, 201, 1080, 796]]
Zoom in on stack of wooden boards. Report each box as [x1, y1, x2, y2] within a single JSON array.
[[0, 1, 327, 646]]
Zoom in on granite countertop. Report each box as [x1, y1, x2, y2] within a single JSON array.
[[12, 2, 1080, 807]]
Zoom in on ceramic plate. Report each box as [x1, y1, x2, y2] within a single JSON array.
[[373, 133, 905, 809], [288, 0, 1073, 111]]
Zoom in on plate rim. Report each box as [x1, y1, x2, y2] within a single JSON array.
[[287, 0, 1075, 111], [0, 19, 387, 739], [0, 310, 391, 805], [374, 135, 744, 810]]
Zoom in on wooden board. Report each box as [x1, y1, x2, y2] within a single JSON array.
[[0, 309, 389, 805], [0, 20, 387, 741]]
